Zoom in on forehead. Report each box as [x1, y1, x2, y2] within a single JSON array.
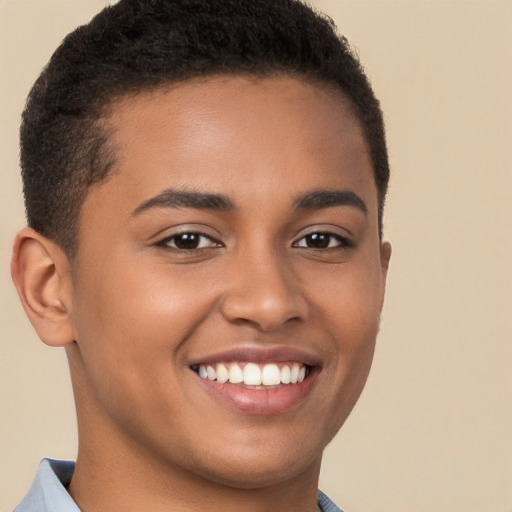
[[90, 75, 376, 216]]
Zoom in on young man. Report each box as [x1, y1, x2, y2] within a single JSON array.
[[11, 0, 391, 511]]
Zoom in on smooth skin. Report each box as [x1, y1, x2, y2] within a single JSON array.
[[12, 76, 391, 512]]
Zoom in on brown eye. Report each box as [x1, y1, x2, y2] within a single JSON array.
[[305, 233, 330, 248], [159, 232, 219, 250], [173, 233, 202, 249], [294, 232, 348, 249]]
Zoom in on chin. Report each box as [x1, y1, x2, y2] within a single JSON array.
[[179, 428, 327, 490], [197, 455, 321, 490]]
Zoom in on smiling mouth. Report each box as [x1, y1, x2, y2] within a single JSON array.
[[191, 362, 311, 387]]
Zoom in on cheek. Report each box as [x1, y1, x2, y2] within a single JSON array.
[[74, 256, 209, 335], [67, 259, 223, 445], [309, 254, 384, 335], [308, 256, 383, 402], [69, 257, 218, 395]]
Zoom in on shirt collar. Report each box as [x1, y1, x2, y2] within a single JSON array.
[[15, 458, 79, 512]]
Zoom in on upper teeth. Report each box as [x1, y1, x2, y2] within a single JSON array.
[[197, 362, 307, 386]]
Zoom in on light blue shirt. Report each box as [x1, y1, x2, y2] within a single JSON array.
[[14, 458, 342, 512]]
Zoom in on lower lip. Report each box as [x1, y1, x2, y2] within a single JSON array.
[[194, 370, 319, 415]]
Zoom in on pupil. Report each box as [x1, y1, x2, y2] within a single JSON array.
[[175, 233, 199, 249], [307, 233, 329, 248]]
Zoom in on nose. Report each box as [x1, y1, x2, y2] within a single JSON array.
[[220, 250, 308, 332]]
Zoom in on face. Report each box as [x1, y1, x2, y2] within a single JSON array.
[[67, 76, 390, 488]]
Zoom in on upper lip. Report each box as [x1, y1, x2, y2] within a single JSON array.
[[188, 346, 322, 368]]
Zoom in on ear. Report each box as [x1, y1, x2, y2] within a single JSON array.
[[378, 240, 392, 309], [380, 241, 392, 276], [11, 227, 75, 347]]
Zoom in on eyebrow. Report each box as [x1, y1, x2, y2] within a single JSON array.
[[132, 188, 367, 216], [294, 190, 368, 214], [132, 189, 235, 216]]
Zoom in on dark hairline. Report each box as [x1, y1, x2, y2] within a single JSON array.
[[21, 0, 389, 258]]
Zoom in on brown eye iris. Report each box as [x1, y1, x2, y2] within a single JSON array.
[[173, 233, 202, 249], [304, 233, 331, 248]]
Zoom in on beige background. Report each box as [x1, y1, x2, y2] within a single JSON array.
[[1, 1, 511, 511]]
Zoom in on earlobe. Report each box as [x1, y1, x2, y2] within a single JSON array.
[[11, 227, 75, 347]]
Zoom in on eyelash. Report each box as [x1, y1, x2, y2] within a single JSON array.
[[292, 231, 353, 250], [156, 230, 353, 252], [156, 232, 222, 251]]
